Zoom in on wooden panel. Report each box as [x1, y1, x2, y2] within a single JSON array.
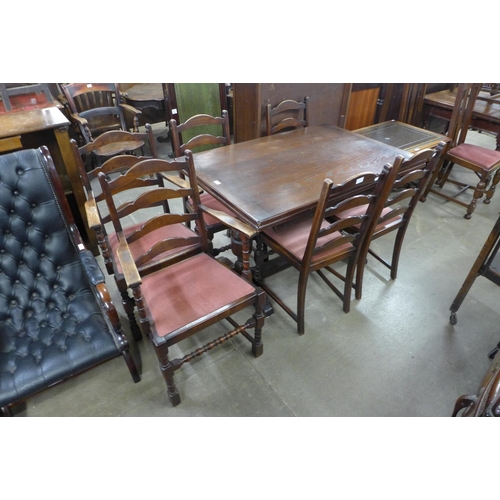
[[0, 135, 22, 153], [233, 83, 351, 143], [345, 88, 380, 130]]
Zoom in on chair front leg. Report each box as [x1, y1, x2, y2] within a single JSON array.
[[155, 344, 181, 407], [465, 173, 488, 219], [297, 272, 310, 335], [484, 169, 500, 203], [251, 288, 266, 357]]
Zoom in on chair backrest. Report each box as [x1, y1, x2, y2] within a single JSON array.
[[301, 165, 397, 270], [363, 145, 445, 242], [169, 110, 231, 157], [398, 83, 427, 126], [98, 152, 209, 272], [447, 83, 482, 148], [61, 83, 126, 142], [71, 124, 162, 223], [78, 124, 159, 159], [266, 97, 309, 136]]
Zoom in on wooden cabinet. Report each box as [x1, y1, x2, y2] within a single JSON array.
[[232, 83, 351, 143]]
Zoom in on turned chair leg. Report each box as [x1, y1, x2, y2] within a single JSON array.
[[484, 169, 500, 204], [120, 289, 142, 341], [156, 346, 181, 407], [465, 175, 488, 219]]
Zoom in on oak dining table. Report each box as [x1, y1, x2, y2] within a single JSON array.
[[192, 124, 413, 232]]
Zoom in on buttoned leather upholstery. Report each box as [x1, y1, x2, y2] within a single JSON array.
[[0, 149, 127, 409]]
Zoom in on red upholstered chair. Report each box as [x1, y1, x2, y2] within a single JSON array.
[[266, 97, 309, 136], [98, 151, 266, 406], [332, 145, 446, 300], [169, 111, 234, 255], [256, 164, 398, 335], [425, 83, 500, 219]]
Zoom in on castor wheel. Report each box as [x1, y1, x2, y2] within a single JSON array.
[[488, 343, 500, 359], [450, 312, 457, 325]]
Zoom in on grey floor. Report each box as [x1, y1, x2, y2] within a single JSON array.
[[12, 124, 500, 417]]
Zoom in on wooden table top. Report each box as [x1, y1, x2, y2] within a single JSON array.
[[193, 125, 412, 230], [121, 83, 163, 102], [354, 120, 450, 153], [425, 89, 500, 123], [0, 106, 69, 139]]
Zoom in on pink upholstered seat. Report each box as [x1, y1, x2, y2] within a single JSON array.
[[142, 253, 256, 338], [190, 192, 238, 226], [263, 219, 352, 263], [447, 143, 500, 170]]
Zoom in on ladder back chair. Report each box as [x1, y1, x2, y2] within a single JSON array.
[[256, 164, 398, 335], [332, 145, 446, 300], [425, 83, 500, 219], [98, 150, 266, 406], [169, 110, 235, 256], [266, 97, 309, 136], [0, 148, 140, 416]]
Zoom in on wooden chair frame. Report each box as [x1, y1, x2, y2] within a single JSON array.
[[98, 151, 266, 406], [256, 162, 398, 335], [61, 83, 142, 144], [266, 97, 309, 136]]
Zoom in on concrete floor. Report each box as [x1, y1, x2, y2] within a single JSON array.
[[11, 125, 500, 417]]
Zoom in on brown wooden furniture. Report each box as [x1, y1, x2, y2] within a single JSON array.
[[449, 212, 500, 326], [332, 146, 446, 300], [398, 83, 427, 126], [258, 166, 397, 335], [423, 87, 500, 151], [266, 97, 309, 136], [355, 120, 450, 154], [425, 84, 500, 219], [193, 125, 412, 231], [453, 349, 500, 417], [0, 105, 94, 252], [170, 110, 235, 255], [0, 147, 140, 416], [232, 83, 352, 142], [61, 83, 142, 144], [191, 125, 413, 282], [119, 83, 167, 127], [98, 152, 266, 406]]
